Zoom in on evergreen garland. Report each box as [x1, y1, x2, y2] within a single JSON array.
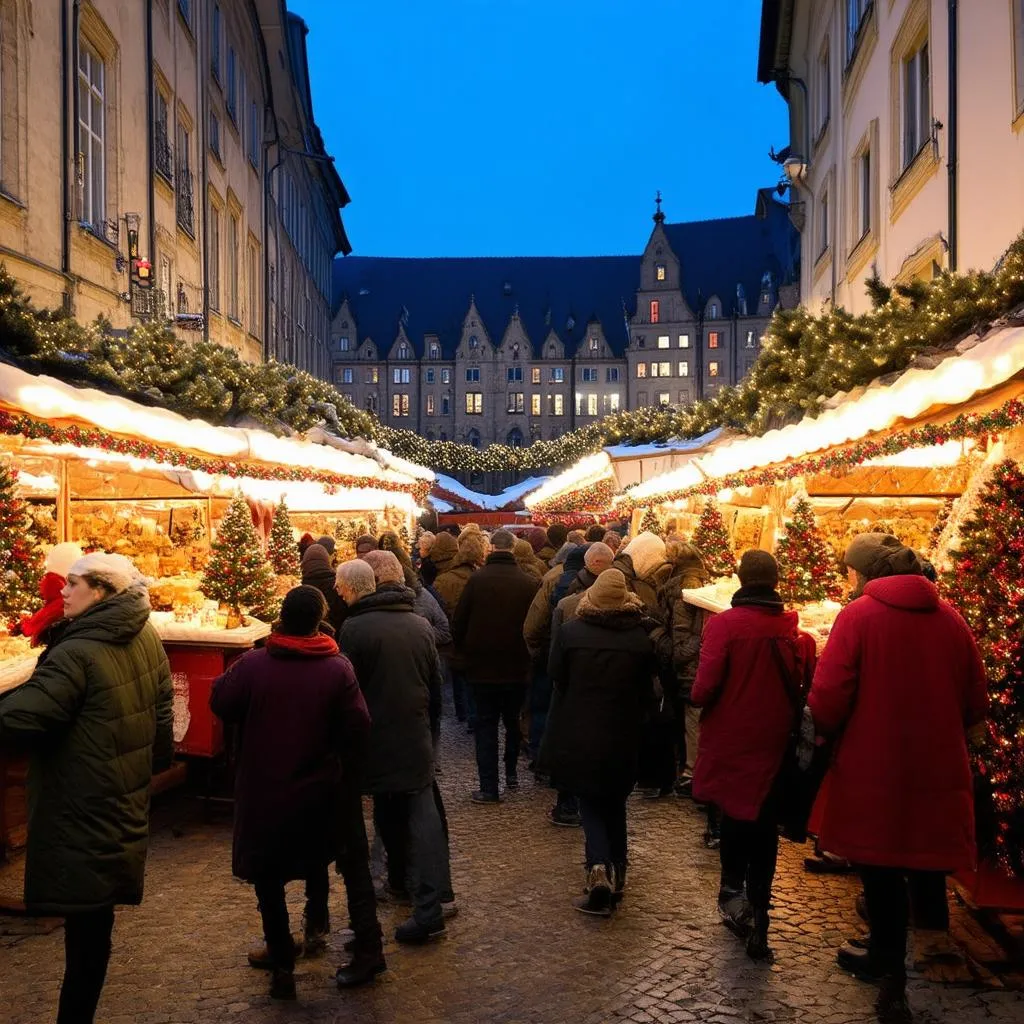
[[2, 230, 1023, 475]]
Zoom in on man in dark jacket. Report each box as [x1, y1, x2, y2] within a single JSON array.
[[301, 543, 348, 634], [0, 552, 173, 1022], [337, 559, 451, 945], [453, 530, 540, 803], [211, 587, 379, 999]]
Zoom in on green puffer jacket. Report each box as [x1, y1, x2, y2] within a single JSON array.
[[0, 587, 173, 915]]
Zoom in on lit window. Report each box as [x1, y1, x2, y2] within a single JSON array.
[[587, 394, 598, 416], [465, 392, 483, 414], [337, 336, 350, 351], [429, 343, 440, 359], [589, 337, 599, 351], [656, 264, 666, 281], [746, 331, 756, 348], [426, 394, 435, 415], [441, 369, 451, 384], [709, 362, 720, 377], [609, 393, 620, 412], [398, 344, 408, 359], [658, 393, 670, 407], [507, 392, 524, 413], [679, 334, 689, 348], [426, 368, 435, 383], [708, 332, 720, 349], [392, 393, 409, 417], [636, 363, 647, 378], [469, 335, 479, 349], [531, 367, 541, 384], [658, 336, 670, 349], [366, 368, 379, 384], [553, 394, 564, 416], [650, 300, 660, 323], [678, 361, 689, 377], [656, 361, 671, 377], [531, 394, 541, 416]]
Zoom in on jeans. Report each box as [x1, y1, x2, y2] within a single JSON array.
[[578, 795, 628, 873], [447, 661, 468, 722], [528, 669, 553, 759], [58, 906, 115, 1024], [471, 683, 526, 795], [373, 785, 448, 927], [719, 804, 779, 912], [336, 784, 382, 956], [860, 867, 950, 979]]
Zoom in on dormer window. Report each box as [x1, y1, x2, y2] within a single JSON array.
[[337, 336, 350, 351], [708, 303, 719, 319], [469, 335, 479, 350], [656, 264, 666, 281], [588, 337, 598, 352], [398, 343, 409, 359], [512, 343, 520, 360], [429, 343, 439, 359]]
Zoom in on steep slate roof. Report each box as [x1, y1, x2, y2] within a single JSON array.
[[332, 199, 798, 358]]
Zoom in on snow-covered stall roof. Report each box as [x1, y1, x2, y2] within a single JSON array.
[[432, 474, 551, 512]]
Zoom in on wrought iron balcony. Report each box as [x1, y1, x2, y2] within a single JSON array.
[[176, 166, 195, 236]]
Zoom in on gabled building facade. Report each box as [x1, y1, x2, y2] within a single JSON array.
[[331, 196, 799, 482]]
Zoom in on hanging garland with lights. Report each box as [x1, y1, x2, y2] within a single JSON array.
[[614, 397, 1024, 514], [528, 477, 618, 517], [0, 409, 430, 502], [2, 231, 1024, 474]]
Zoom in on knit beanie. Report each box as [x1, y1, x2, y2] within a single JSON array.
[[844, 532, 922, 580], [737, 549, 779, 589], [430, 531, 458, 564], [354, 534, 377, 556], [45, 542, 84, 579], [514, 538, 537, 563], [563, 545, 588, 574], [584, 568, 639, 612], [315, 535, 336, 556], [278, 585, 328, 636], [546, 523, 569, 548], [67, 552, 147, 594], [526, 527, 548, 554], [458, 530, 488, 566], [585, 525, 606, 542], [622, 531, 667, 580], [301, 543, 331, 574]]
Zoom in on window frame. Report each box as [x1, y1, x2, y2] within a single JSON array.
[[901, 40, 931, 171], [650, 299, 660, 324], [77, 42, 106, 232], [465, 392, 483, 415]]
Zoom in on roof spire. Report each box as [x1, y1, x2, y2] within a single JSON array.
[[653, 189, 665, 225]]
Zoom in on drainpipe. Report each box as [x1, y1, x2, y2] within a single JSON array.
[[60, 1, 70, 285], [199, 6, 209, 344], [145, 0, 155, 299], [947, 0, 959, 272]]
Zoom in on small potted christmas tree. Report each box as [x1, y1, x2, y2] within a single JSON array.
[[775, 497, 844, 604], [201, 494, 276, 626], [0, 462, 43, 630], [693, 497, 735, 578], [267, 499, 301, 577]]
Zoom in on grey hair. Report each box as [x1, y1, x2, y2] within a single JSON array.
[[490, 529, 515, 551], [361, 549, 404, 585], [584, 542, 614, 570], [335, 558, 376, 598]]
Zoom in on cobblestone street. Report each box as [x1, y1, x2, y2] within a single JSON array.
[[2, 715, 1022, 1024]]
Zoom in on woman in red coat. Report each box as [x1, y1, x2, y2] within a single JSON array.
[[809, 533, 987, 1024], [691, 551, 816, 961]]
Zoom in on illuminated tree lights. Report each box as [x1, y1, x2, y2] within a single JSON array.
[[942, 460, 1024, 879], [267, 499, 301, 576], [693, 498, 735, 579], [201, 494, 277, 617], [0, 462, 43, 628], [775, 497, 844, 604], [2, 230, 1023, 474], [529, 478, 618, 517]]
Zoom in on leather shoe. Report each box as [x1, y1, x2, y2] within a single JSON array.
[[336, 954, 386, 988]]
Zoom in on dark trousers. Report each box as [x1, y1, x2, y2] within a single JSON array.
[[448, 662, 468, 722], [860, 867, 949, 979], [636, 714, 677, 792], [336, 785, 382, 956], [579, 795, 628, 873], [471, 683, 526, 795], [528, 669, 553, 758], [719, 807, 779, 911], [58, 906, 115, 1024]]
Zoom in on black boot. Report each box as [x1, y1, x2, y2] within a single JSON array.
[[875, 974, 912, 1023], [336, 948, 387, 988], [611, 862, 627, 907], [745, 907, 772, 962], [717, 886, 752, 939]]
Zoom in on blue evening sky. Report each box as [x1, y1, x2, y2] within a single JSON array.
[[287, 0, 788, 258]]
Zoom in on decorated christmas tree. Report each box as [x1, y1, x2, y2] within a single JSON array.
[[942, 459, 1024, 879], [775, 497, 844, 604], [0, 462, 43, 629], [267, 500, 300, 576], [640, 507, 661, 535], [201, 494, 277, 618], [693, 497, 735, 578]]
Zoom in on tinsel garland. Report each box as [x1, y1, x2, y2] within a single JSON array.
[[615, 397, 1024, 513], [0, 409, 430, 503]]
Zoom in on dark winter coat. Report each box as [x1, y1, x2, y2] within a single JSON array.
[[566, 566, 598, 597], [691, 593, 816, 821], [0, 588, 173, 914], [523, 563, 565, 661], [301, 544, 347, 634], [412, 584, 452, 648], [541, 605, 657, 797], [453, 551, 540, 686], [809, 575, 988, 871], [659, 568, 711, 702], [536, 543, 558, 567], [340, 586, 443, 794], [210, 639, 370, 882], [551, 547, 587, 608]]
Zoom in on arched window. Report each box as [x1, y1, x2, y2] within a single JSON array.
[[398, 343, 409, 359], [469, 335, 479, 350], [467, 428, 481, 449], [507, 428, 524, 448]]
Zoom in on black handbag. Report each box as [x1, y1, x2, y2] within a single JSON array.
[[767, 638, 831, 843]]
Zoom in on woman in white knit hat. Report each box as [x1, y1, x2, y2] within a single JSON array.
[[0, 551, 173, 1023]]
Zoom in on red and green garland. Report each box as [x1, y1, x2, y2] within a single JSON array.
[[616, 397, 1024, 513], [529, 477, 618, 517], [0, 409, 430, 503]]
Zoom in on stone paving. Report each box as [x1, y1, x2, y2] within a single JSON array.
[[1, 715, 1022, 1024]]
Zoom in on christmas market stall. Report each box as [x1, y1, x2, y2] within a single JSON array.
[[0, 364, 430, 858], [617, 319, 1024, 907]]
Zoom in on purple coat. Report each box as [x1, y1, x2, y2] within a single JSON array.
[[210, 643, 370, 882]]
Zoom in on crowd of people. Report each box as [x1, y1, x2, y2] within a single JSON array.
[[0, 516, 990, 1024]]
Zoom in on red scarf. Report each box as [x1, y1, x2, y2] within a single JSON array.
[[266, 632, 339, 657]]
